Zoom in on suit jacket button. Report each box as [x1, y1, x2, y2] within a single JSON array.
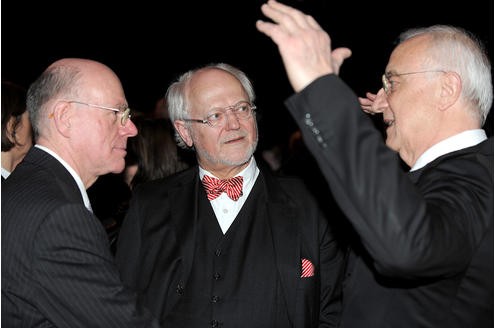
[[176, 284, 183, 295]]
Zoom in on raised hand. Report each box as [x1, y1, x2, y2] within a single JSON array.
[[358, 89, 388, 115], [256, 0, 351, 92]]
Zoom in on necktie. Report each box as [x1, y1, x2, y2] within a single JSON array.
[[202, 175, 244, 201]]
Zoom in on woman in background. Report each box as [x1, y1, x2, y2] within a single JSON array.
[[124, 116, 192, 189], [1, 80, 33, 181]]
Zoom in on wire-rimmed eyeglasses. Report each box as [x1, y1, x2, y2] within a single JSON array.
[[65, 100, 132, 126], [183, 101, 256, 127], [382, 70, 446, 95]]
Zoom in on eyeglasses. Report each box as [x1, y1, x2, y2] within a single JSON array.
[[66, 100, 132, 126], [183, 101, 256, 127], [382, 70, 445, 95]]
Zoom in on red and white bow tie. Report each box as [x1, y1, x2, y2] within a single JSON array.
[[202, 175, 244, 201]]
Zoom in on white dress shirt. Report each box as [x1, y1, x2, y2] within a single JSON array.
[[199, 157, 260, 234], [2, 167, 11, 179]]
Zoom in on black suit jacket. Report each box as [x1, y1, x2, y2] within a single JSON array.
[[116, 164, 344, 327], [1, 147, 160, 327], [285, 74, 494, 327]]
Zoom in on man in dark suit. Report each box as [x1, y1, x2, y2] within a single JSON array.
[[2, 58, 161, 327], [115, 63, 345, 327], [256, 1, 493, 327]]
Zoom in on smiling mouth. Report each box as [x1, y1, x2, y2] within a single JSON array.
[[224, 136, 244, 144]]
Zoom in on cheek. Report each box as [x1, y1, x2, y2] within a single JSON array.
[[18, 117, 32, 142], [83, 124, 113, 151], [192, 128, 217, 151], [18, 125, 32, 143], [244, 120, 258, 141]]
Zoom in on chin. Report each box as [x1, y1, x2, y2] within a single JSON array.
[[386, 143, 400, 153], [109, 161, 126, 175], [220, 153, 252, 167]]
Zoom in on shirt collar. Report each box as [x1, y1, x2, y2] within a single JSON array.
[[411, 129, 487, 171], [199, 156, 257, 185], [1, 167, 11, 179]]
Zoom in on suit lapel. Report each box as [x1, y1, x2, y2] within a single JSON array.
[[261, 170, 300, 324], [166, 168, 203, 297]]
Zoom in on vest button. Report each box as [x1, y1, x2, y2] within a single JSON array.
[[213, 273, 221, 280], [176, 284, 183, 295], [211, 295, 220, 303]]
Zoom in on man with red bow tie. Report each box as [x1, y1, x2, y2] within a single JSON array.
[[116, 62, 345, 327]]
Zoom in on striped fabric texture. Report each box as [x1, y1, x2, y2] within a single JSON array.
[[202, 175, 244, 201], [301, 258, 314, 278]]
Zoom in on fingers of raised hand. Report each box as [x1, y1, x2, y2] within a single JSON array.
[[261, 0, 319, 33]]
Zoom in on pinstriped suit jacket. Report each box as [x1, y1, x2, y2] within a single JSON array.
[[1, 147, 161, 327]]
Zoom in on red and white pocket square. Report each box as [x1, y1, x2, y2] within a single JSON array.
[[301, 258, 314, 278]]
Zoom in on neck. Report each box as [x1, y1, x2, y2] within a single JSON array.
[[1, 150, 23, 172], [200, 157, 252, 180]]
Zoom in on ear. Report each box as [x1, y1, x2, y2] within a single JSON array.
[[50, 101, 74, 137], [438, 71, 462, 111], [6, 116, 17, 143], [174, 120, 194, 147]]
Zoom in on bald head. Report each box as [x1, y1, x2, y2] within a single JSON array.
[[47, 58, 107, 70], [25, 57, 136, 187], [27, 58, 125, 140], [47, 58, 122, 93]]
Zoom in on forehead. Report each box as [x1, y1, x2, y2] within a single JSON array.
[[387, 35, 430, 73], [79, 66, 126, 104], [187, 69, 247, 111]]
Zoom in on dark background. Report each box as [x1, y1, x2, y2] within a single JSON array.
[[2, 0, 493, 150]]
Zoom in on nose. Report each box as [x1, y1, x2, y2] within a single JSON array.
[[371, 88, 389, 113], [122, 119, 138, 136], [224, 110, 240, 130]]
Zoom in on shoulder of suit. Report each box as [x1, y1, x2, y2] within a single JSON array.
[[262, 169, 314, 199], [132, 167, 197, 195]]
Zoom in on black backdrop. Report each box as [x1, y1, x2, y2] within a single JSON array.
[[2, 0, 493, 149]]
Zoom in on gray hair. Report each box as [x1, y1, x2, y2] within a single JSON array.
[[399, 25, 493, 126], [26, 65, 81, 140], [166, 63, 256, 149]]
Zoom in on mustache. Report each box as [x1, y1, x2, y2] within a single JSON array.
[[221, 131, 248, 143]]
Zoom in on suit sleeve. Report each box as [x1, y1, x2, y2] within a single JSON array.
[[284, 74, 491, 279], [115, 191, 144, 289], [317, 209, 345, 327], [34, 204, 159, 328]]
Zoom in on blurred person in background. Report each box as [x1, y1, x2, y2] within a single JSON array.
[[124, 115, 192, 189], [1, 80, 33, 180]]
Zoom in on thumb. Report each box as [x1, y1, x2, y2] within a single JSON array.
[[331, 47, 352, 75]]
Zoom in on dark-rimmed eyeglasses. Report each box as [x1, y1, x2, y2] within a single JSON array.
[[183, 101, 256, 127], [382, 70, 446, 95], [65, 100, 132, 126]]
